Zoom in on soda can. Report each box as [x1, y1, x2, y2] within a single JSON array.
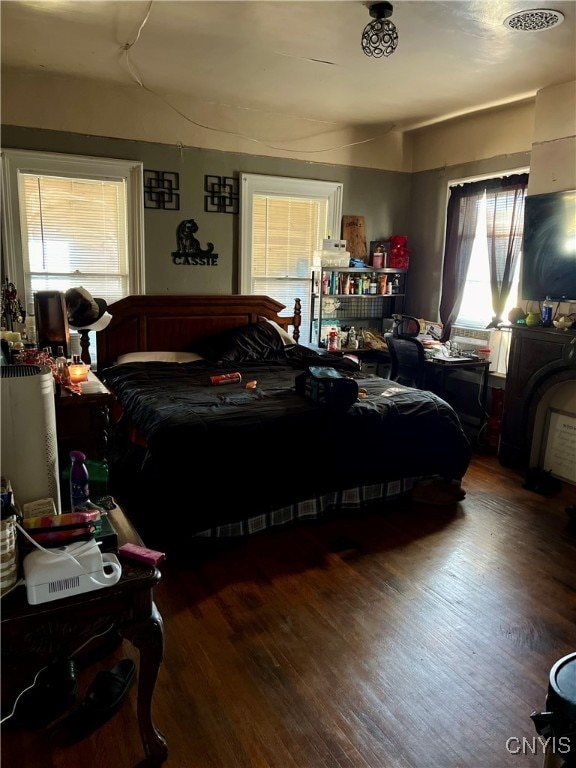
[[210, 372, 242, 386]]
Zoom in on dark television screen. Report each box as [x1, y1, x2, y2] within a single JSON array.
[[520, 189, 576, 302]]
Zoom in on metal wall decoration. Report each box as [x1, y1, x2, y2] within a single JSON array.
[[172, 219, 218, 266], [204, 175, 238, 214], [144, 170, 180, 210]]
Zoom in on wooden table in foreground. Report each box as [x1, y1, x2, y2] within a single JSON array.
[[1, 504, 167, 764]]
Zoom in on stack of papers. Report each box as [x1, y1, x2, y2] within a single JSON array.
[[429, 354, 476, 363], [420, 337, 442, 350]]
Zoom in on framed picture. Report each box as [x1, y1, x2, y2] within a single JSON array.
[[540, 408, 576, 484], [369, 241, 389, 268]]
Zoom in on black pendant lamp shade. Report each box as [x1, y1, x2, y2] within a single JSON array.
[[362, 2, 398, 58]]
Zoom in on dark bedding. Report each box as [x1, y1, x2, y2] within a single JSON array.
[[101, 345, 472, 535]]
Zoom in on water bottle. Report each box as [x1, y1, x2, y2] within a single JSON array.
[[541, 296, 553, 327], [70, 450, 90, 510], [348, 326, 358, 350], [55, 346, 71, 385]]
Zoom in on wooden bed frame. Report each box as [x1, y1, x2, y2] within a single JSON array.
[[96, 295, 302, 372]]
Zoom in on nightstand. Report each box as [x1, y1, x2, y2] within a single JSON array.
[[1, 503, 167, 764], [55, 371, 115, 505]]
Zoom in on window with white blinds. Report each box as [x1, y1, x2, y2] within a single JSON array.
[[251, 194, 325, 339], [20, 174, 129, 303], [1, 150, 144, 315], [240, 174, 343, 344]]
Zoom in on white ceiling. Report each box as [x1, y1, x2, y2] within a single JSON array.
[[1, 0, 575, 133]]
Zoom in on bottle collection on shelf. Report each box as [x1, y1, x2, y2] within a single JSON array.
[[320, 271, 402, 296], [326, 325, 366, 352], [314, 241, 408, 350]]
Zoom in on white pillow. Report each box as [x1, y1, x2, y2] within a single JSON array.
[[265, 319, 296, 346], [116, 351, 204, 364]]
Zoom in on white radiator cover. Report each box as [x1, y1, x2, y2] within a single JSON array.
[[1, 364, 61, 513]]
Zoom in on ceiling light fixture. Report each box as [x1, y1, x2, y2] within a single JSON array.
[[503, 8, 564, 31], [362, 2, 398, 58]]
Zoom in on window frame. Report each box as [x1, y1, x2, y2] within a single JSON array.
[[1, 149, 145, 312], [443, 166, 529, 331], [239, 173, 343, 295]]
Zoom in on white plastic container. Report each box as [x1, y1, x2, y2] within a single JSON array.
[[23, 540, 121, 604], [313, 249, 351, 268], [322, 238, 347, 252]]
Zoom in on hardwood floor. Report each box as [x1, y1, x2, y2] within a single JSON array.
[[3, 452, 575, 768]]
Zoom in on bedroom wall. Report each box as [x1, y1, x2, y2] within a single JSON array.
[[0, 68, 412, 172], [404, 80, 576, 322], [0, 68, 546, 174], [0, 125, 411, 299], [3, 122, 529, 320], [527, 80, 576, 196], [2, 80, 574, 321], [0, 68, 536, 174], [405, 151, 531, 321], [408, 101, 535, 174]]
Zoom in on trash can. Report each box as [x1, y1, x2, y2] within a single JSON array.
[[531, 652, 576, 767]]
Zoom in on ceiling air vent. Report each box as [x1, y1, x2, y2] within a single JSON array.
[[503, 8, 564, 31]]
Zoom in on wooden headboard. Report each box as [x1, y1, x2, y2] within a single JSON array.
[[96, 294, 301, 371]]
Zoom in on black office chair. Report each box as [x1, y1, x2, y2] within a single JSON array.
[[391, 314, 421, 338], [384, 332, 427, 388]]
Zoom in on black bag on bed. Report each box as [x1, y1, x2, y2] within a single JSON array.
[[295, 366, 358, 410]]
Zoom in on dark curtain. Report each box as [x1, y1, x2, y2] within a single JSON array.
[[439, 173, 528, 341], [485, 174, 529, 327], [439, 183, 484, 341]]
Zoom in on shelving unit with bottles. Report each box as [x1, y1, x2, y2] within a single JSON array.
[[310, 267, 408, 349]]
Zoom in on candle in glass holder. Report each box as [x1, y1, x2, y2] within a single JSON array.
[[69, 359, 88, 383]]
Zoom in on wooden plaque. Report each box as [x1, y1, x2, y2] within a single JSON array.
[[341, 215, 367, 259]]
